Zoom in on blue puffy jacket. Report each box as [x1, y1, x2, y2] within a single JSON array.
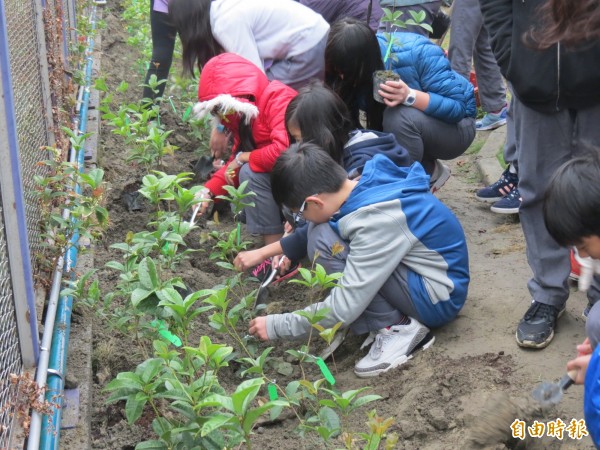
[[377, 32, 476, 123]]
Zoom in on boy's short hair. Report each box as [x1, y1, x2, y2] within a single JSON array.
[[544, 152, 600, 246], [271, 142, 348, 209]]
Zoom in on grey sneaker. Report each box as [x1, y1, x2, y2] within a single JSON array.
[[354, 319, 435, 378], [430, 160, 451, 194], [476, 105, 508, 131]]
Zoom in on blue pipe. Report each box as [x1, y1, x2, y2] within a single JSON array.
[[0, 0, 40, 361], [39, 6, 97, 449]]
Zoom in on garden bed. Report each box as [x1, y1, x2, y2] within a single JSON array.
[[62, 2, 595, 449]]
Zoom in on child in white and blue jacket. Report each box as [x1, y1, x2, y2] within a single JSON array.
[[248, 143, 469, 378]]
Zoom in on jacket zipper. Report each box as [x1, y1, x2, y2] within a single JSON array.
[[555, 43, 561, 111]]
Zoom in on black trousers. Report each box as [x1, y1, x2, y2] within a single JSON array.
[[143, 0, 177, 101]]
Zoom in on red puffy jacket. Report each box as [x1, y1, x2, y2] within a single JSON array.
[[197, 53, 297, 198]]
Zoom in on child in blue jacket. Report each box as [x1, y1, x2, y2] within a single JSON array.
[[544, 154, 600, 447], [325, 18, 476, 192], [248, 143, 469, 378]]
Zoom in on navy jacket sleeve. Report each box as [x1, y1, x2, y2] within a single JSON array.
[[280, 223, 309, 261]]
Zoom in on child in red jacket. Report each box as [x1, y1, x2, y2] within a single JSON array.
[[193, 53, 297, 247]]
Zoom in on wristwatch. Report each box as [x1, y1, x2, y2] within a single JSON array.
[[403, 88, 417, 106]]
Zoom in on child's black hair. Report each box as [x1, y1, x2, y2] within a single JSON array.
[[325, 18, 385, 131], [271, 142, 349, 209], [169, 0, 224, 75], [543, 151, 600, 246], [285, 81, 353, 164]]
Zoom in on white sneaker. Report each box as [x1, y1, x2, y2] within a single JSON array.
[[354, 319, 434, 378], [430, 160, 451, 194]]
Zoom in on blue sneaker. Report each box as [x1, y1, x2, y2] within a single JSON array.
[[490, 186, 521, 214], [476, 105, 508, 131], [476, 167, 518, 203]]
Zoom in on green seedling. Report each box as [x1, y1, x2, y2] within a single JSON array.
[[198, 378, 289, 447], [138, 171, 193, 212], [156, 288, 213, 346], [104, 358, 165, 424], [380, 8, 432, 68]]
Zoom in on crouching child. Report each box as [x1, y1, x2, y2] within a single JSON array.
[[543, 153, 600, 446], [248, 142, 469, 377]]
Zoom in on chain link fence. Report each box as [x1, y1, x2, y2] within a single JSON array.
[[0, 0, 79, 446]]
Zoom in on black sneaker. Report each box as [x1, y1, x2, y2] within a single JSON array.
[[516, 301, 566, 348]]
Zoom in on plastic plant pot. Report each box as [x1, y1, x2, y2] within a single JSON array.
[[373, 70, 400, 103]]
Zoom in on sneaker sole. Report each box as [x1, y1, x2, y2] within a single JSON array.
[[490, 205, 519, 214], [569, 273, 580, 282], [354, 333, 435, 378], [515, 307, 565, 349], [476, 118, 507, 131], [431, 170, 451, 194]]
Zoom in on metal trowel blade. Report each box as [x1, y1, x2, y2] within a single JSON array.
[[531, 381, 563, 407]]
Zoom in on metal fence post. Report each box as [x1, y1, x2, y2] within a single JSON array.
[[0, 0, 39, 370]]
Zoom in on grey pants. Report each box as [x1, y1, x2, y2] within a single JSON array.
[[383, 105, 475, 173], [448, 0, 506, 113], [503, 96, 518, 170], [238, 164, 284, 235], [266, 32, 328, 90], [378, 1, 441, 36], [306, 222, 424, 334], [513, 97, 600, 309]]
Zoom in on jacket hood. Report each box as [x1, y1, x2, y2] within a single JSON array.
[[343, 130, 411, 177], [333, 155, 430, 225], [194, 53, 269, 123]]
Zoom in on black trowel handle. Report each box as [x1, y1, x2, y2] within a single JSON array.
[[559, 370, 579, 391]]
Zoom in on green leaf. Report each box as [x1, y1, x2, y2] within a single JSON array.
[[352, 394, 383, 409], [231, 378, 263, 416], [105, 372, 143, 391], [138, 257, 159, 289], [242, 400, 288, 434], [151, 417, 172, 440], [135, 440, 167, 450], [198, 394, 234, 413], [125, 392, 147, 424], [131, 288, 153, 307], [140, 358, 163, 383], [94, 77, 108, 92], [200, 414, 234, 437], [318, 406, 341, 434]]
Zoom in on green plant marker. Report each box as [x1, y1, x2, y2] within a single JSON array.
[[383, 39, 393, 66], [267, 383, 278, 400], [168, 97, 177, 115], [183, 105, 192, 121], [161, 242, 170, 255], [315, 357, 335, 385], [150, 319, 182, 347]]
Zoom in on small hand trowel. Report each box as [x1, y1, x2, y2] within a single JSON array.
[[531, 370, 577, 407], [255, 256, 287, 307]]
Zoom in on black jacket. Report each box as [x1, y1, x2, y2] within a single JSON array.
[[480, 0, 600, 113]]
